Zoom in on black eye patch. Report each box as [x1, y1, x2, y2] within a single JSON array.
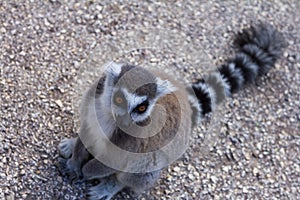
[[133, 100, 149, 114]]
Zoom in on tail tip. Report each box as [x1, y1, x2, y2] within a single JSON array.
[[233, 22, 287, 55]]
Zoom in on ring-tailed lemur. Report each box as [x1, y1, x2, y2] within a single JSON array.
[[58, 23, 286, 200]]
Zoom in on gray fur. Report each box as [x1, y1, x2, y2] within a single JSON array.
[[87, 177, 124, 200], [58, 62, 192, 199], [58, 23, 286, 199]]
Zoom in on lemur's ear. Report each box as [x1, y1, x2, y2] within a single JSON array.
[[104, 62, 123, 86], [105, 62, 123, 78], [155, 78, 177, 98]]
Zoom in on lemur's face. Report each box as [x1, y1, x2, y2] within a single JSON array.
[[106, 64, 176, 126]]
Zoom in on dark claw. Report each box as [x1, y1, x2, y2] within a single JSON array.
[[57, 157, 68, 176], [57, 157, 79, 183]]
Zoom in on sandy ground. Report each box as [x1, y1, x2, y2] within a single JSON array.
[[0, 0, 299, 199]]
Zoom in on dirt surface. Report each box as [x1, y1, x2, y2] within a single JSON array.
[[0, 0, 299, 199]]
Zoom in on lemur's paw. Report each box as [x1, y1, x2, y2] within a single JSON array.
[[87, 184, 114, 200], [57, 157, 78, 183], [87, 178, 123, 200], [58, 138, 76, 158], [57, 157, 69, 176]]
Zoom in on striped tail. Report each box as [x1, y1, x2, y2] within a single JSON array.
[[189, 23, 286, 124]]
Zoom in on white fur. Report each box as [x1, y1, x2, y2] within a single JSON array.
[[131, 78, 177, 123], [93, 62, 124, 138], [228, 62, 244, 87], [105, 62, 123, 78], [218, 74, 231, 97], [100, 66, 178, 124], [193, 82, 209, 96], [188, 94, 202, 123], [155, 77, 177, 97], [121, 88, 147, 112], [130, 99, 155, 123], [228, 62, 235, 72], [192, 81, 217, 112], [120, 88, 154, 123], [206, 84, 217, 111], [210, 72, 231, 97]]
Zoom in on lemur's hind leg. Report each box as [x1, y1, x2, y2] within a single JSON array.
[[82, 158, 116, 180], [58, 137, 77, 178], [58, 137, 90, 180]]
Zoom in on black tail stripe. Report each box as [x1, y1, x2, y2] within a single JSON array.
[[233, 53, 258, 84], [218, 64, 241, 93], [192, 80, 212, 116]]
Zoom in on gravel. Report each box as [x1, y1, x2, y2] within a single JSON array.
[[0, 0, 299, 199]]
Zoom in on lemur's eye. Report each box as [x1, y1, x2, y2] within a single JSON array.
[[137, 105, 147, 112], [115, 97, 124, 104], [134, 101, 149, 114]]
